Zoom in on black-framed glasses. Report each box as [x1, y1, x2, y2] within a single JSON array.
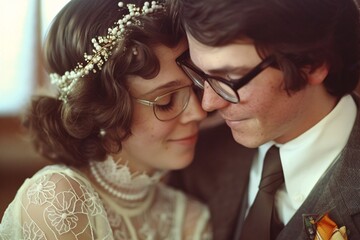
[[134, 85, 192, 121], [176, 50, 275, 103]]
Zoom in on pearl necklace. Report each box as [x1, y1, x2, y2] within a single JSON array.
[[89, 156, 166, 201]]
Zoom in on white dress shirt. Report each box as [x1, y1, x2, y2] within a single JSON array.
[[246, 94, 357, 224]]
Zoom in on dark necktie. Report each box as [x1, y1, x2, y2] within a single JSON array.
[[239, 146, 285, 240]]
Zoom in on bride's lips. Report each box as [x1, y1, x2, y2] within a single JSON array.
[[168, 134, 198, 145]]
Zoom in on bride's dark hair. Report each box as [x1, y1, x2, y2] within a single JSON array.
[[24, 0, 183, 166]]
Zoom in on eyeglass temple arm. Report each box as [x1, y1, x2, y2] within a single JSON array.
[[135, 98, 155, 106], [233, 56, 275, 89]]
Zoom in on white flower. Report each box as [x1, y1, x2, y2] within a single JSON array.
[[23, 221, 46, 240], [105, 207, 122, 228], [139, 222, 156, 240], [27, 176, 56, 205], [47, 191, 80, 234], [80, 186, 103, 216]]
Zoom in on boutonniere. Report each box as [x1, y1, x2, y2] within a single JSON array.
[[303, 212, 348, 240]]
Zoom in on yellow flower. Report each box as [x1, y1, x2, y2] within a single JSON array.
[[330, 226, 348, 240]]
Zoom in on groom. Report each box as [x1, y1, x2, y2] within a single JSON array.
[[169, 0, 360, 239]]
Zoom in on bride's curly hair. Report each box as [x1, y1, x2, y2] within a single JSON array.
[[24, 0, 184, 166]]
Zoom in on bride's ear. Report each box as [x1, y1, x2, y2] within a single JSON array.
[[305, 63, 329, 85]]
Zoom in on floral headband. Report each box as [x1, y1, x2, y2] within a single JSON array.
[[49, 1, 164, 103]]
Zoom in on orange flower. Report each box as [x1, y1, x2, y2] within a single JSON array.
[[313, 213, 348, 240]]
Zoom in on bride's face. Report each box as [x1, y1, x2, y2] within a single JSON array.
[[116, 42, 207, 173]]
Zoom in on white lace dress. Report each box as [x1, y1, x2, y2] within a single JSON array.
[[0, 164, 211, 240]]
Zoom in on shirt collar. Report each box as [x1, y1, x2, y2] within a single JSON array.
[[277, 94, 357, 208]]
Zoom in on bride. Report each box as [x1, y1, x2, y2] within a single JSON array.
[[0, 0, 211, 239]]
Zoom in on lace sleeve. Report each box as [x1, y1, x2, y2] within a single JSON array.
[[183, 197, 213, 240], [15, 169, 113, 240]]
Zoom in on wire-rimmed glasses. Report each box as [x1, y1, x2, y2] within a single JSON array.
[[176, 50, 274, 103], [134, 85, 192, 121]]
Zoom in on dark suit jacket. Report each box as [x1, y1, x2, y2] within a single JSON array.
[[168, 94, 360, 240]]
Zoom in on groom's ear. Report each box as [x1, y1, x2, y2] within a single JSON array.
[[305, 63, 329, 85]]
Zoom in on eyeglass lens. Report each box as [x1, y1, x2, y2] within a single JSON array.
[[180, 66, 205, 89], [180, 65, 239, 103], [153, 86, 191, 121], [207, 79, 238, 103]]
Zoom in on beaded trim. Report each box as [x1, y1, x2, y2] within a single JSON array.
[[49, 1, 164, 103], [89, 156, 166, 201]]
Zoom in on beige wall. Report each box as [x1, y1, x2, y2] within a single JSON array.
[[0, 117, 47, 218]]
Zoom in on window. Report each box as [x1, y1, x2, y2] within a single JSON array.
[[0, 0, 70, 116]]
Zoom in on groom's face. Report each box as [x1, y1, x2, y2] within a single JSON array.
[[186, 33, 319, 147]]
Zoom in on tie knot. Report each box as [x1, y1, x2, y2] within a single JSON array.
[[259, 146, 284, 194]]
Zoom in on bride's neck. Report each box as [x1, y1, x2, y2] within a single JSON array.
[[87, 156, 167, 202]]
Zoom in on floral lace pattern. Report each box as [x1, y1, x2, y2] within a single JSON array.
[[27, 176, 56, 205], [23, 222, 46, 240], [0, 165, 212, 240], [92, 156, 166, 188]]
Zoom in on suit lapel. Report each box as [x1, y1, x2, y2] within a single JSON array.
[[276, 160, 338, 239], [277, 94, 360, 240]]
